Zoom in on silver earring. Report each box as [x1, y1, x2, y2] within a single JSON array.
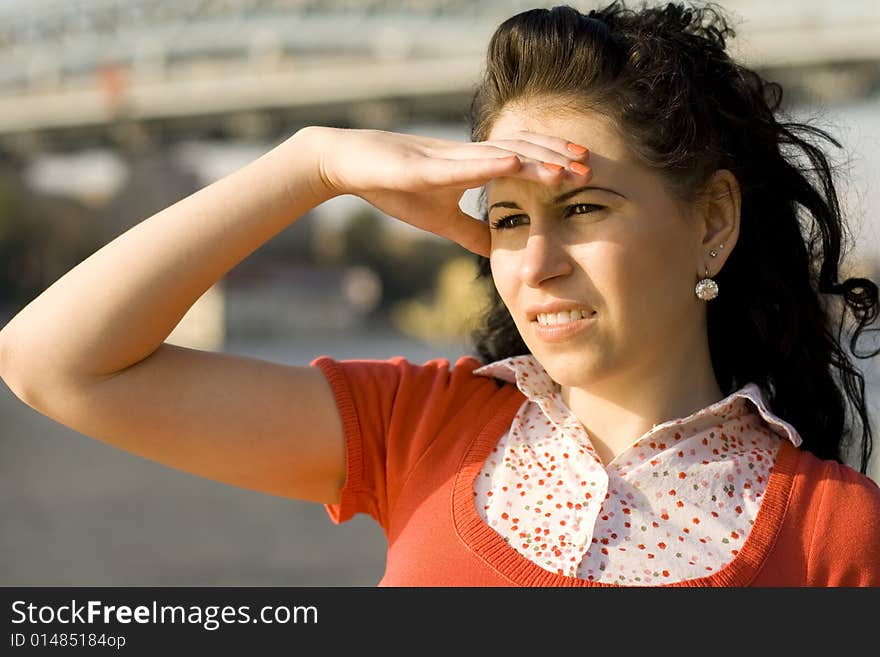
[[694, 244, 724, 301], [695, 243, 723, 301], [695, 266, 719, 301]]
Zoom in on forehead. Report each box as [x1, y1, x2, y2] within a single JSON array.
[[487, 107, 626, 157], [486, 107, 634, 199]]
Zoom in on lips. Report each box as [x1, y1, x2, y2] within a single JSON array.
[[530, 312, 597, 342], [525, 301, 596, 322], [533, 308, 595, 326]]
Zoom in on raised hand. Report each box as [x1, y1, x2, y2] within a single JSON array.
[[301, 126, 592, 257]]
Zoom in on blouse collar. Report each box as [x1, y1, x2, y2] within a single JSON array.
[[473, 354, 802, 448]]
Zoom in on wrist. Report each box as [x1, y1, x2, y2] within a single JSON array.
[[288, 125, 343, 202]]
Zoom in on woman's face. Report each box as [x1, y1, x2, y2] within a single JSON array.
[[485, 107, 708, 389]]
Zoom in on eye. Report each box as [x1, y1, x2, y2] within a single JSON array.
[[489, 214, 526, 230], [567, 203, 605, 217], [489, 204, 605, 230]]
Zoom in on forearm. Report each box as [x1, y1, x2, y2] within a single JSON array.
[[0, 126, 333, 396]]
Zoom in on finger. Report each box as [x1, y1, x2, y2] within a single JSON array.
[[501, 130, 591, 161], [481, 137, 589, 169], [503, 157, 593, 186], [421, 154, 522, 189], [441, 138, 583, 171]]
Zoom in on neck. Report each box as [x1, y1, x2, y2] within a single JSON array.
[[560, 330, 722, 467]]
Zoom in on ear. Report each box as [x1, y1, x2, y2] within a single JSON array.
[[696, 169, 740, 278]]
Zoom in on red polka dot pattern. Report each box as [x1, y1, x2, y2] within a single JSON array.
[[472, 355, 802, 584]]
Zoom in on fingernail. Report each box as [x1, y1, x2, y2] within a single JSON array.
[[542, 162, 564, 172], [569, 161, 590, 175], [567, 142, 588, 155]]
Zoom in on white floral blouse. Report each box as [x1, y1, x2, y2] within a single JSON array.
[[471, 355, 803, 585]]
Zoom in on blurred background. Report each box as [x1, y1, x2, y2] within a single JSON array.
[[1, 0, 878, 586]]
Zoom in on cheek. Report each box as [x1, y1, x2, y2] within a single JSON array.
[[589, 232, 678, 315], [490, 254, 534, 334], [608, 228, 695, 327], [489, 254, 517, 306]]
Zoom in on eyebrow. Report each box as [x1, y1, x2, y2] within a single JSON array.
[[488, 185, 626, 212]]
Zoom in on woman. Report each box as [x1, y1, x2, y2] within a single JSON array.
[[1, 2, 878, 586]]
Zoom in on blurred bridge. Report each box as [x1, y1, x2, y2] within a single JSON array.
[[1, 0, 879, 153]]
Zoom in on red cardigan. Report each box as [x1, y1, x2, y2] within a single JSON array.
[[311, 353, 880, 587]]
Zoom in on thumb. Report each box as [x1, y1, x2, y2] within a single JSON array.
[[452, 208, 491, 258]]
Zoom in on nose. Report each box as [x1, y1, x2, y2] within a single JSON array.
[[519, 228, 572, 288]]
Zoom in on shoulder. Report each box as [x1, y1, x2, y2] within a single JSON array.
[[309, 352, 516, 413], [311, 352, 498, 387], [794, 450, 880, 515], [791, 450, 880, 584], [818, 457, 880, 524]]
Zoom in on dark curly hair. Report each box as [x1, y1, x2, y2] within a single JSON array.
[[465, 1, 880, 474]]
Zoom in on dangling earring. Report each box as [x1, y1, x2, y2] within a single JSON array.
[[695, 243, 723, 301]]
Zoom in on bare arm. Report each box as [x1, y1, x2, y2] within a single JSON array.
[[0, 125, 589, 503], [0, 127, 332, 389], [0, 127, 352, 502]]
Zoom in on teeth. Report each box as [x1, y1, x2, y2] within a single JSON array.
[[536, 309, 592, 325]]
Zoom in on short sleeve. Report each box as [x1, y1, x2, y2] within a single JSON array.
[[309, 353, 485, 531], [806, 461, 880, 586]]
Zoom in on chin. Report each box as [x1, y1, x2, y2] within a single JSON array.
[[530, 350, 605, 388]]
